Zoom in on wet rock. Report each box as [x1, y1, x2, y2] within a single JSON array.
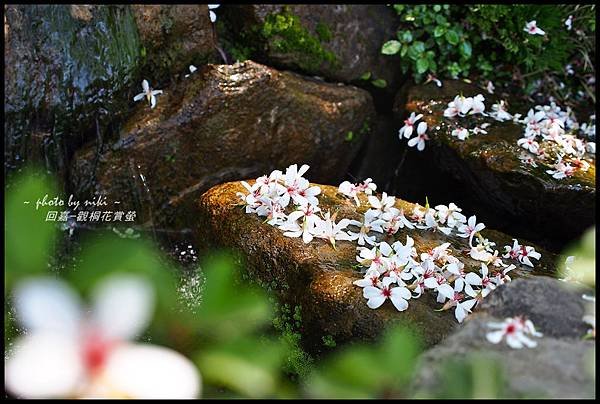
[[392, 80, 596, 250], [410, 277, 594, 398], [195, 180, 559, 352], [131, 5, 216, 79], [71, 61, 375, 232], [4, 5, 216, 176], [222, 5, 403, 90]]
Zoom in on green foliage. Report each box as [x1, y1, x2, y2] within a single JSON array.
[[383, 4, 594, 94], [304, 327, 422, 398], [413, 354, 514, 399], [5, 168, 59, 292]]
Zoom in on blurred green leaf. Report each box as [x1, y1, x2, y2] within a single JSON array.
[[371, 79, 387, 88], [67, 235, 178, 317], [381, 40, 401, 55], [460, 41, 473, 58], [305, 326, 421, 398], [196, 337, 288, 398], [5, 168, 59, 291], [194, 252, 272, 340], [416, 58, 429, 74], [359, 71, 371, 80], [445, 30, 460, 45]]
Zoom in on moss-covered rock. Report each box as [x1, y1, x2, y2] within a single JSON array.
[[221, 5, 403, 89], [195, 180, 559, 351], [4, 5, 216, 177], [393, 80, 596, 249], [71, 61, 375, 233]]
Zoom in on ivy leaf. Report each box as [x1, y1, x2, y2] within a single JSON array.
[[445, 30, 459, 45], [381, 40, 401, 55], [416, 58, 429, 74], [400, 30, 413, 43], [371, 79, 387, 88]]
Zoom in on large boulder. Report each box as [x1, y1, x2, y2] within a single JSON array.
[[410, 277, 595, 398], [71, 61, 375, 231], [195, 180, 559, 352], [392, 80, 596, 250], [221, 5, 403, 90], [4, 5, 215, 175]]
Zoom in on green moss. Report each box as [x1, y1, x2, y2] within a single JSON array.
[[322, 334, 336, 348], [272, 303, 314, 380], [261, 9, 337, 73]]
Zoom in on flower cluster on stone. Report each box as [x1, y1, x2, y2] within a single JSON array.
[[486, 316, 543, 348], [238, 166, 542, 324], [411, 89, 595, 180]]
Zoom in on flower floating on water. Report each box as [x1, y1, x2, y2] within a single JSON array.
[[133, 80, 163, 109], [486, 316, 543, 348], [524, 20, 545, 36], [208, 4, 220, 23], [5, 276, 201, 398]]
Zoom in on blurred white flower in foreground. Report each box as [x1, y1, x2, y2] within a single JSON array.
[[486, 316, 543, 348], [5, 275, 201, 399], [133, 80, 163, 109]]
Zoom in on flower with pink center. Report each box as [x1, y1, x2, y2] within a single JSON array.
[[356, 242, 393, 273], [353, 269, 383, 288], [486, 316, 543, 348], [362, 277, 411, 311], [347, 209, 386, 246], [399, 112, 424, 139], [311, 211, 351, 249], [367, 192, 396, 217], [407, 122, 429, 151], [437, 283, 478, 323], [5, 276, 201, 399], [457, 215, 485, 246], [517, 136, 540, 154], [546, 159, 576, 179], [524, 20, 545, 36]]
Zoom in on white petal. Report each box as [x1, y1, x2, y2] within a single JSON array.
[[86, 343, 201, 399], [13, 278, 82, 335], [437, 283, 454, 300], [366, 295, 386, 309], [486, 330, 504, 344], [209, 10, 217, 22], [389, 294, 409, 312], [142, 80, 149, 93], [150, 94, 157, 109], [133, 93, 145, 102], [5, 333, 84, 398], [91, 274, 155, 341]]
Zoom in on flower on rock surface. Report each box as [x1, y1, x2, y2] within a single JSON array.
[[452, 127, 469, 141], [368, 192, 396, 217], [435, 203, 466, 228], [347, 209, 385, 246], [457, 215, 485, 246], [437, 282, 478, 323], [407, 122, 429, 151], [470, 94, 486, 115], [489, 101, 513, 122], [338, 178, 376, 206], [486, 316, 543, 348], [399, 112, 424, 139], [5, 276, 200, 399], [362, 277, 411, 311], [133, 80, 163, 109], [524, 20, 545, 36], [502, 239, 541, 267], [517, 136, 540, 154], [546, 158, 576, 179], [312, 211, 351, 249]]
